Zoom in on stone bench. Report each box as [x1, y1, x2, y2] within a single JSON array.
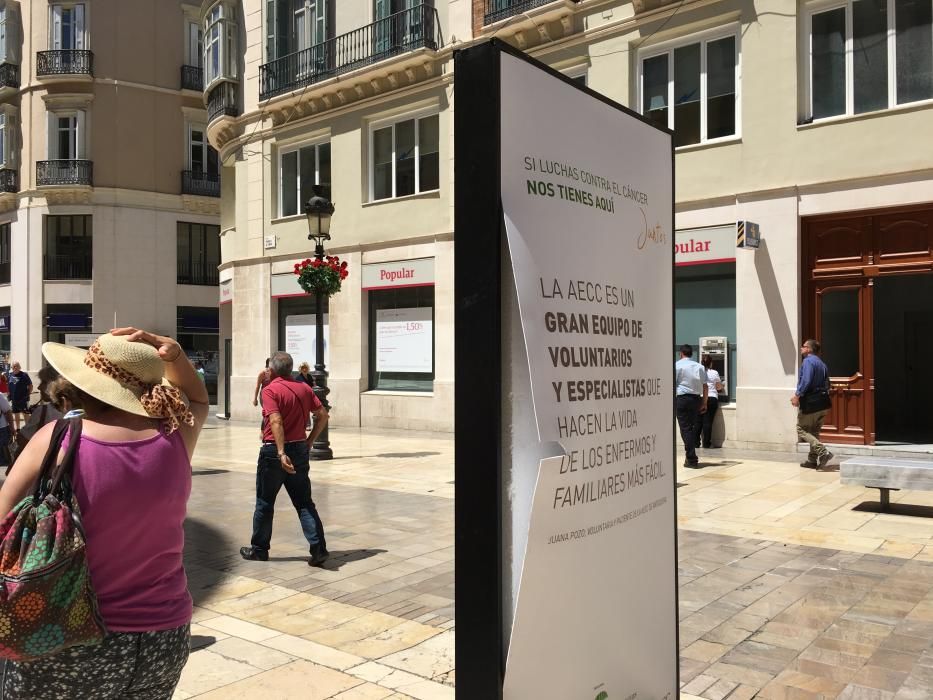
[[840, 457, 933, 510]]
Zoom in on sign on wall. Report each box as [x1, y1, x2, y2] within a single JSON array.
[[455, 40, 678, 699], [64, 334, 98, 348], [736, 220, 761, 249], [375, 307, 433, 373], [676, 225, 737, 266], [362, 258, 434, 290], [284, 314, 328, 370]]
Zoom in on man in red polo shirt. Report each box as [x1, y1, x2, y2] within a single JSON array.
[[240, 351, 330, 566]]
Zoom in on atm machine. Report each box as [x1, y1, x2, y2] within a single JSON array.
[[698, 336, 728, 400]]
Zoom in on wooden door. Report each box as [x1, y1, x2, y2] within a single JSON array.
[[811, 281, 873, 444], [803, 216, 874, 444]]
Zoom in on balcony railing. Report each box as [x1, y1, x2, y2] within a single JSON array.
[[0, 63, 19, 90], [37, 160, 93, 187], [181, 64, 203, 91], [44, 253, 92, 280], [181, 170, 220, 198], [260, 3, 442, 101], [36, 50, 94, 76], [207, 82, 239, 123], [0, 261, 9, 285], [0, 169, 16, 193], [177, 260, 220, 286], [484, 0, 577, 24]]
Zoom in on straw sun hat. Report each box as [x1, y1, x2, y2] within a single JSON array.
[[42, 333, 194, 434]]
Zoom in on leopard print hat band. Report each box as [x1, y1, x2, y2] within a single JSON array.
[[83, 341, 195, 435]]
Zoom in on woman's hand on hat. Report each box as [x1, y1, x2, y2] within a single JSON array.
[[110, 327, 183, 363]]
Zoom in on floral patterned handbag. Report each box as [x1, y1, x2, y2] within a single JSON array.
[[0, 417, 106, 661]]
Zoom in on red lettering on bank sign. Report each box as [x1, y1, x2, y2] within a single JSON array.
[[380, 267, 416, 282], [674, 239, 711, 255]]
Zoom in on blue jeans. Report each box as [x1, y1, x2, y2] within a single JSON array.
[[250, 441, 326, 554]]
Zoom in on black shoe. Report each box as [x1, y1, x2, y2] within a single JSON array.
[[239, 546, 268, 561], [818, 452, 834, 469], [800, 460, 817, 468], [684, 460, 700, 469], [309, 546, 330, 567]]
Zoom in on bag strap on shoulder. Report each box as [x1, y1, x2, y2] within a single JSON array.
[[33, 417, 83, 502]]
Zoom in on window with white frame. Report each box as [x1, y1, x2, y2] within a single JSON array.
[[0, 106, 17, 168], [204, 1, 237, 89], [187, 21, 203, 67], [50, 4, 86, 50], [0, 2, 21, 65], [807, 0, 933, 120], [188, 125, 218, 174], [370, 113, 439, 201], [279, 141, 330, 217], [640, 30, 739, 147], [47, 111, 85, 159]]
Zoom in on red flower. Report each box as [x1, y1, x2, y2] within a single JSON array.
[[312, 259, 322, 268], [340, 261, 347, 268]]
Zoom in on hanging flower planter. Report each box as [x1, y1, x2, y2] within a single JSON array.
[[294, 256, 349, 297]]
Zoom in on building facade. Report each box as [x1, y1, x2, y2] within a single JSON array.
[[0, 0, 221, 398], [209, 0, 933, 446]]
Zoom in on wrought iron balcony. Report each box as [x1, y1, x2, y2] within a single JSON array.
[[37, 160, 93, 187], [181, 170, 220, 198], [0, 169, 17, 193], [484, 0, 579, 24], [181, 65, 203, 91], [207, 82, 239, 123], [260, 3, 442, 102], [0, 63, 19, 90], [177, 260, 220, 286], [44, 253, 92, 280], [36, 50, 94, 77]]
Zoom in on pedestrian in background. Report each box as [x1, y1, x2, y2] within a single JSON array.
[[252, 358, 272, 407], [0, 328, 209, 699], [240, 351, 330, 567], [793, 339, 833, 469], [696, 354, 723, 449], [11, 365, 63, 465], [297, 361, 314, 389], [675, 344, 708, 468], [7, 361, 32, 432]]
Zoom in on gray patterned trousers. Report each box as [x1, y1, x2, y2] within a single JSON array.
[[1, 624, 190, 700]]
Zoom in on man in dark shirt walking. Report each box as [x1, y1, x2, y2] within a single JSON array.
[[240, 351, 330, 566], [792, 339, 832, 469], [6, 361, 32, 432]]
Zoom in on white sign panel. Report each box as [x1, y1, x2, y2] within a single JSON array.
[[65, 333, 99, 348], [500, 53, 676, 700], [285, 314, 328, 370], [362, 258, 435, 290], [219, 279, 233, 305], [675, 225, 736, 266], [375, 307, 432, 373]]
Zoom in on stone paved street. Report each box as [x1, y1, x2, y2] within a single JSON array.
[[113, 419, 933, 698]]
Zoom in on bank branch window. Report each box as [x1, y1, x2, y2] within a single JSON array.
[[640, 31, 739, 147], [807, 0, 933, 119], [370, 113, 439, 201], [279, 141, 331, 217], [368, 286, 434, 391]]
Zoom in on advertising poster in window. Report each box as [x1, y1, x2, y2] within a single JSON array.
[[375, 307, 432, 373], [285, 314, 328, 370], [498, 52, 676, 699]]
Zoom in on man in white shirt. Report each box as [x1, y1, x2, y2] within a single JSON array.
[[675, 344, 707, 468]]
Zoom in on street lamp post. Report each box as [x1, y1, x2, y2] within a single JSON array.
[[304, 190, 335, 461]]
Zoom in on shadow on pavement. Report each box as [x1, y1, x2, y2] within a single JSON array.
[[375, 452, 441, 459], [853, 502, 933, 518]]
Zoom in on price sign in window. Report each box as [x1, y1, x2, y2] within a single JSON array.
[[368, 286, 434, 391]]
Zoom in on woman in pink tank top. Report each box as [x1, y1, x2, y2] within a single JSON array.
[[0, 328, 209, 700]]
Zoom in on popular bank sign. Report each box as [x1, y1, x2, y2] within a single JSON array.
[[675, 226, 736, 266]]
